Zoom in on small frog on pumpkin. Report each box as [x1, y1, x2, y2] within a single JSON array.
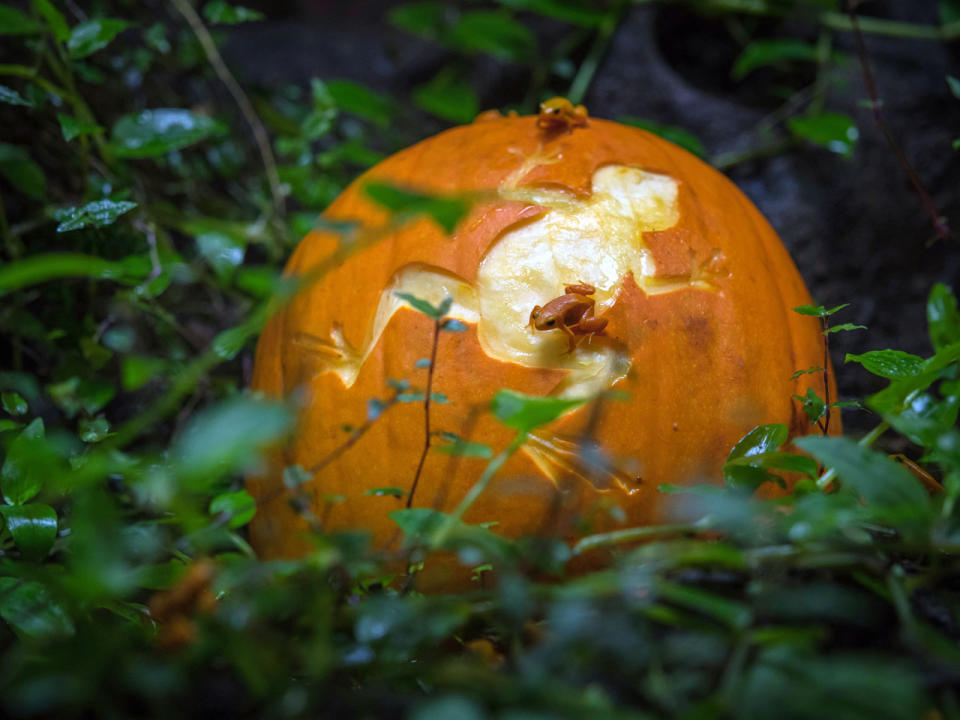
[[529, 283, 608, 352]]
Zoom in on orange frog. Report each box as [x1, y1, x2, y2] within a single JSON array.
[[529, 283, 608, 352], [537, 97, 589, 132]]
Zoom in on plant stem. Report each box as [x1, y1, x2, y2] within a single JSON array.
[[406, 319, 441, 508], [820, 315, 831, 436], [567, 0, 627, 106], [845, 0, 950, 242], [816, 421, 889, 490], [171, 0, 285, 229]]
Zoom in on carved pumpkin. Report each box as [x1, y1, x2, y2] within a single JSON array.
[[248, 110, 835, 578]]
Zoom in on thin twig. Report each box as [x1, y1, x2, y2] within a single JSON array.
[[820, 316, 831, 436], [406, 319, 442, 509], [171, 0, 285, 224], [845, 0, 950, 242]]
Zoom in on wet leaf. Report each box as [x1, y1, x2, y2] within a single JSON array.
[[824, 322, 867, 335], [111, 109, 225, 158], [794, 387, 826, 425], [1, 418, 46, 505], [67, 18, 130, 59], [845, 350, 924, 379], [793, 303, 849, 318], [53, 200, 137, 232], [78, 417, 111, 443], [0, 578, 74, 640], [1, 392, 28, 416], [365, 486, 407, 497], [0, 503, 57, 560], [395, 292, 444, 319]]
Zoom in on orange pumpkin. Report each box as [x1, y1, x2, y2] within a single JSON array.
[[248, 109, 836, 579]]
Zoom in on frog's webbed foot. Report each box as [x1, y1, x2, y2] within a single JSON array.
[[294, 323, 364, 387], [523, 431, 641, 495]]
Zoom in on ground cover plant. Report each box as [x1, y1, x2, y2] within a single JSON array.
[[0, 1, 959, 717]]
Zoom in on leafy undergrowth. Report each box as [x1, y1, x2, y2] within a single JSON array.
[[2, 2, 960, 718]]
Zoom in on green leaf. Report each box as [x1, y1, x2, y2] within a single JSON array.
[[57, 113, 103, 142], [618, 117, 707, 158], [0, 7, 43, 35], [394, 292, 443, 318], [121, 356, 166, 391], [111, 108, 225, 158], [0, 85, 33, 108], [0, 252, 147, 294], [732, 39, 819, 80], [364, 182, 470, 233], [32, 0, 69, 42], [326, 80, 392, 127], [413, 68, 479, 124], [171, 396, 293, 491], [433, 432, 493, 458], [389, 507, 514, 561], [788, 112, 859, 159], [448, 11, 536, 64], [1, 392, 28, 416], [389, 2, 448, 39], [212, 325, 252, 360], [824, 322, 866, 335], [942, 0, 960, 25], [78, 417, 111, 443], [793, 303, 848, 318], [790, 366, 823, 380], [948, 75, 960, 100], [491, 389, 585, 434], [365, 486, 408, 497], [0, 578, 74, 640], [727, 423, 788, 461], [1, 418, 47, 505], [209, 490, 257, 528], [144, 22, 171, 53], [794, 387, 827, 425], [845, 350, 924, 379], [67, 18, 130, 59], [47, 376, 115, 417], [869, 342, 960, 415], [196, 230, 245, 279], [52, 200, 137, 232], [203, 1, 265, 24], [0, 143, 45, 200], [0, 503, 57, 560], [795, 435, 931, 511], [496, 0, 607, 27], [928, 282, 960, 351]]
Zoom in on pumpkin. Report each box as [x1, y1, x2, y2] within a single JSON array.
[[248, 106, 836, 582]]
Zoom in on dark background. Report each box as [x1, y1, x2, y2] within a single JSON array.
[[222, 0, 960, 431]]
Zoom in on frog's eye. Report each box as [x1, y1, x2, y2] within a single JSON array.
[[545, 319, 555, 327]]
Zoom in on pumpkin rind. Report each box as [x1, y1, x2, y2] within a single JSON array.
[[248, 115, 836, 569]]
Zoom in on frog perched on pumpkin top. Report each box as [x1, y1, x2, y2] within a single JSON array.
[[529, 283, 608, 352], [536, 97, 589, 133]]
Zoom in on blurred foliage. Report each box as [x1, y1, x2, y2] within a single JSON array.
[[0, 0, 959, 718]]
